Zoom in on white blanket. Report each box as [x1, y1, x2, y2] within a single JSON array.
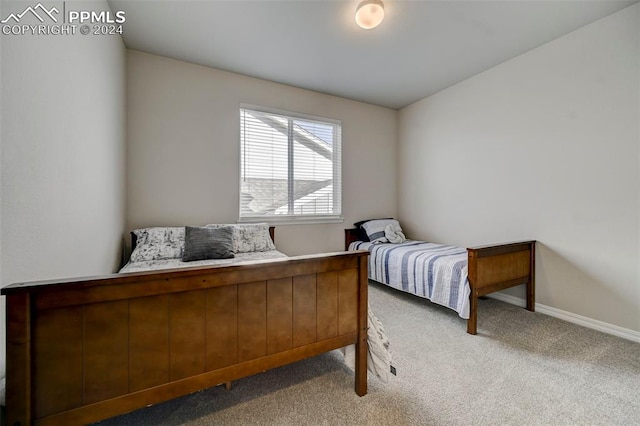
[[342, 307, 394, 383]]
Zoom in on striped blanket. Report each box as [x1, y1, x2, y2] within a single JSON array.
[[350, 241, 471, 319]]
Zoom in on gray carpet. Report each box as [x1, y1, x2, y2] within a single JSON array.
[[98, 282, 640, 426]]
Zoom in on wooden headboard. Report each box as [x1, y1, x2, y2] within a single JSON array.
[[131, 226, 276, 252], [345, 228, 361, 250]]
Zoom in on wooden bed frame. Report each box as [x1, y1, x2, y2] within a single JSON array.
[[3, 234, 370, 426], [345, 228, 535, 335]]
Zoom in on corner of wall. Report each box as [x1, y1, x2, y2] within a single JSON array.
[[0, 0, 128, 382]]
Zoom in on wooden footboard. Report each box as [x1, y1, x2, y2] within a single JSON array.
[[3, 251, 369, 426], [467, 241, 536, 334]]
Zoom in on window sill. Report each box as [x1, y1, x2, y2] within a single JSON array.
[[238, 216, 344, 226]]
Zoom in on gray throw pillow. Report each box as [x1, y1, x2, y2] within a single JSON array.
[[182, 226, 235, 262]]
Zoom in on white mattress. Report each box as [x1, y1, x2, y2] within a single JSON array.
[[119, 250, 288, 273]]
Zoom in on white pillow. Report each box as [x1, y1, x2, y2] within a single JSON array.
[[130, 227, 185, 262], [206, 223, 276, 253], [234, 223, 276, 253], [362, 219, 401, 244]]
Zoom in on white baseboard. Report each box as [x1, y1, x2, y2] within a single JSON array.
[[487, 293, 640, 344]]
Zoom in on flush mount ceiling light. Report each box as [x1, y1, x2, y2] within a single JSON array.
[[355, 0, 385, 30]]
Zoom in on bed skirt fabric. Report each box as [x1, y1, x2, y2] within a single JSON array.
[[350, 240, 471, 319]]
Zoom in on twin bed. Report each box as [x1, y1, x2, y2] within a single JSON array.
[[3, 221, 534, 425], [345, 219, 536, 335]]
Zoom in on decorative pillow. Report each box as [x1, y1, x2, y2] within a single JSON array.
[[130, 227, 185, 262], [234, 223, 276, 253], [354, 218, 394, 242], [361, 219, 401, 244], [206, 223, 276, 253], [182, 226, 235, 262]]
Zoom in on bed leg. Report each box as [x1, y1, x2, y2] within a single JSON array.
[[526, 242, 536, 312], [526, 281, 535, 312], [355, 328, 368, 396], [467, 292, 478, 335], [6, 293, 32, 426], [224, 381, 232, 391], [355, 255, 368, 396]]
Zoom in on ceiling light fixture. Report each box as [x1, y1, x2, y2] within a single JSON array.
[[355, 0, 385, 30]]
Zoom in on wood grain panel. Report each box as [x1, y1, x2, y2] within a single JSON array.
[[238, 282, 267, 362], [338, 268, 358, 335], [293, 274, 317, 347], [129, 295, 170, 392], [84, 301, 129, 404], [206, 286, 238, 370], [34, 307, 83, 418], [267, 278, 293, 354], [476, 251, 530, 288], [170, 291, 206, 380], [2, 251, 371, 425], [317, 272, 338, 340], [38, 333, 359, 426]]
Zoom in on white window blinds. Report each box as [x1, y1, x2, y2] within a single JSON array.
[[239, 106, 342, 223]]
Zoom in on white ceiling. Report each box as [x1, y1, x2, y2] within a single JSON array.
[[108, 0, 638, 109]]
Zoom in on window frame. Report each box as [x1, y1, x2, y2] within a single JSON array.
[[238, 104, 343, 225]]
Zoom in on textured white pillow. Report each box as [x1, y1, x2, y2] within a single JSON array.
[[206, 223, 276, 253], [234, 223, 276, 253], [130, 227, 185, 262]]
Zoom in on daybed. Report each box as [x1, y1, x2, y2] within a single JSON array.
[[3, 224, 370, 426], [346, 219, 535, 335]]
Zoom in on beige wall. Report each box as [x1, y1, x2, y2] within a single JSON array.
[[398, 4, 640, 334], [126, 50, 398, 255], [0, 1, 127, 380]]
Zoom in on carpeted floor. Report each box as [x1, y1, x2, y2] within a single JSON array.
[[98, 281, 640, 426]]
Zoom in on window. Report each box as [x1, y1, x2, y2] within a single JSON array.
[[239, 106, 342, 224]]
